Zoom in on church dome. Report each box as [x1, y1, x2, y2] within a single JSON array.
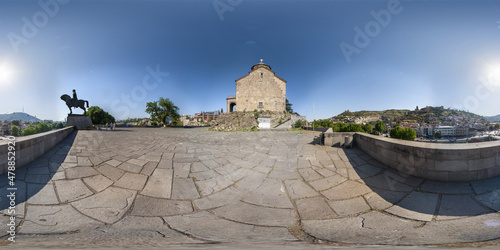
[[251, 59, 271, 71]]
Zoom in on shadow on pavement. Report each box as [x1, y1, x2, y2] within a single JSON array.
[[340, 145, 500, 219], [0, 131, 77, 211]]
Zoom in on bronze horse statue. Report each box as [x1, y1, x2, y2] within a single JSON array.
[[60, 94, 89, 115]]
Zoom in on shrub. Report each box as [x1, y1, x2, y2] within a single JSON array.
[[345, 123, 364, 132], [294, 120, 303, 128], [362, 123, 373, 134], [35, 122, 51, 133], [54, 122, 64, 129], [11, 125, 19, 136], [22, 126, 36, 136]]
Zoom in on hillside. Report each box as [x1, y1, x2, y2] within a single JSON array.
[[0, 112, 42, 122], [485, 115, 500, 122], [335, 106, 486, 122]]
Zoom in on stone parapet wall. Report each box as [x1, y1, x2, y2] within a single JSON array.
[[0, 126, 74, 175], [354, 133, 500, 181], [323, 131, 356, 148]]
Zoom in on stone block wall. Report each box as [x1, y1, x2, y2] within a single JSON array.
[[354, 133, 500, 181], [0, 126, 74, 175], [236, 67, 286, 112]]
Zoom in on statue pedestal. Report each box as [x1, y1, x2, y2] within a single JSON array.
[[67, 115, 93, 129]]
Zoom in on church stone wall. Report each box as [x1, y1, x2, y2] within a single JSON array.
[[236, 67, 286, 112]]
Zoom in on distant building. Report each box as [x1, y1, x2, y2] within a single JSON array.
[[226, 59, 286, 113], [455, 126, 469, 137], [436, 126, 455, 137], [195, 111, 221, 123]]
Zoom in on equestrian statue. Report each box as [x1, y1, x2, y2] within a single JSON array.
[[60, 89, 89, 115]]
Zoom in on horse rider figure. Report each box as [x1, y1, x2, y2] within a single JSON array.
[[72, 89, 78, 107]]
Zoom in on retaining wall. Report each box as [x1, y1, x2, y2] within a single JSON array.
[[354, 133, 500, 181], [0, 127, 74, 175]]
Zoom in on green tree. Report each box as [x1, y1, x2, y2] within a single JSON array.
[[294, 119, 303, 128], [286, 99, 293, 113], [12, 120, 20, 126], [402, 128, 416, 141], [337, 122, 347, 132], [87, 106, 116, 124], [345, 123, 365, 132], [54, 122, 64, 129], [145, 97, 180, 125], [435, 131, 442, 138], [35, 122, 51, 133], [362, 123, 373, 134], [390, 126, 404, 139], [374, 121, 387, 134], [495, 124, 500, 129], [22, 126, 36, 136], [11, 125, 19, 136], [312, 119, 334, 128]]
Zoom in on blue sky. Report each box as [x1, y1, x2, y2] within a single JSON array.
[[1, 0, 500, 121]]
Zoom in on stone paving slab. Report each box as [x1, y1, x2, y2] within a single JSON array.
[[308, 175, 347, 191], [284, 179, 319, 199], [83, 174, 113, 192], [26, 183, 59, 205], [54, 179, 93, 203], [295, 196, 336, 220], [363, 188, 407, 210], [320, 180, 371, 200], [102, 216, 202, 243], [328, 196, 371, 216], [213, 201, 296, 227], [420, 180, 472, 194], [141, 168, 172, 199], [114, 172, 148, 191], [475, 190, 500, 211], [20, 205, 103, 234], [385, 191, 439, 221], [72, 187, 136, 224], [65, 166, 99, 179], [436, 194, 491, 220], [171, 178, 200, 199], [96, 163, 125, 181], [131, 195, 193, 216], [117, 162, 143, 173], [242, 178, 293, 208], [164, 211, 298, 243], [471, 176, 500, 194], [193, 187, 242, 210]]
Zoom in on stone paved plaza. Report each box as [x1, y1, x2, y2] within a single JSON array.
[[1, 127, 500, 248]]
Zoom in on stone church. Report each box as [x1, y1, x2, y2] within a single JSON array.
[[226, 60, 286, 113]]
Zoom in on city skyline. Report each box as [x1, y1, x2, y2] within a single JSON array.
[[1, 0, 500, 121]]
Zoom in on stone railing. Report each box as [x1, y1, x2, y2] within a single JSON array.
[[354, 133, 500, 181], [322, 130, 356, 148], [0, 127, 75, 175]]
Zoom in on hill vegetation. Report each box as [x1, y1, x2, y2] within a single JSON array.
[[0, 112, 42, 122], [335, 106, 486, 123]]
